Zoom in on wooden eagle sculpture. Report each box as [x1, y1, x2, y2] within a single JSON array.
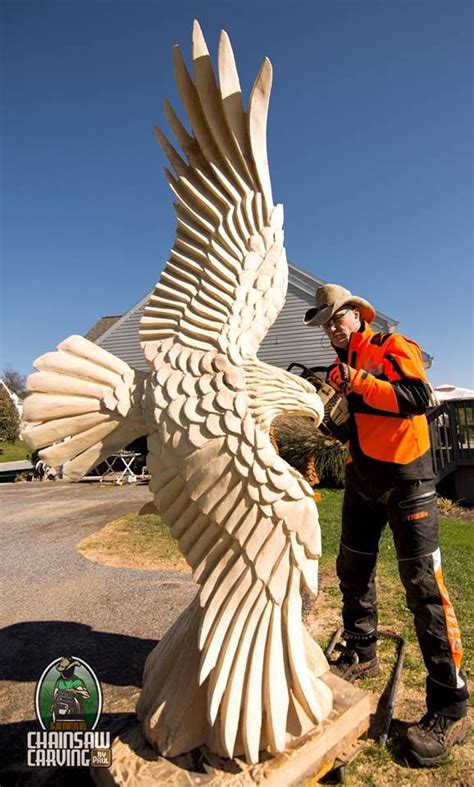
[[22, 21, 333, 764]]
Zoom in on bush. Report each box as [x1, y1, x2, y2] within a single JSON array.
[[0, 385, 20, 443], [271, 415, 347, 488], [313, 438, 348, 488], [437, 496, 464, 517]]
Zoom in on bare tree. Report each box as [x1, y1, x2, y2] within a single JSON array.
[[2, 365, 27, 398]]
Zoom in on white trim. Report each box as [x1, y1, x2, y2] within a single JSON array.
[[428, 674, 466, 690], [288, 262, 397, 329], [96, 290, 154, 345], [432, 546, 442, 572], [94, 264, 397, 350]]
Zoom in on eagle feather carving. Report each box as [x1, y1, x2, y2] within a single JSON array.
[[22, 21, 333, 763]]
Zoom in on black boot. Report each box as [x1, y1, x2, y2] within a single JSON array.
[[405, 712, 469, 767], [330, 646, 379, 683]]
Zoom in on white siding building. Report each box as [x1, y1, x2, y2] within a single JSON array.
[[90, 263, 399, 372]]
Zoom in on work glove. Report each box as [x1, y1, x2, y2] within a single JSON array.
[[326, 362, 369, 394]]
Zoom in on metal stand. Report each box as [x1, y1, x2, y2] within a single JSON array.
[[99, 451, 142, 484], [321, 628, 406, 782]]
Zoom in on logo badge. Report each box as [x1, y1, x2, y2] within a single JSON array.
[[35, 655, 102, 732], [28, 655, 111, 768]]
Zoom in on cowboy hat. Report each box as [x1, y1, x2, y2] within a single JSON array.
[[55, 656, 82, 673], [304, 283, 375, 326]]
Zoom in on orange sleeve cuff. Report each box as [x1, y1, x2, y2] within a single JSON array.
[[351, 370, 400, 413]]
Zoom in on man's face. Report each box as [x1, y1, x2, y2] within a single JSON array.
[[322, 307, 361, 348]]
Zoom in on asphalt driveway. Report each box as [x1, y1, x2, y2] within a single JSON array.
[[0, 480, 197, 784]]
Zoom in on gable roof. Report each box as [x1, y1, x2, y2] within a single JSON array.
[[84, 315, 122, 343], [286, 263, 397, 329], [91, 263, 434, 371]]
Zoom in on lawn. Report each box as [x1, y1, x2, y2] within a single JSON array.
[[314, 488, 473, 785], [317, 488, 473, 665], [78, 513, 189, 572], [0, 439, 31, 462]]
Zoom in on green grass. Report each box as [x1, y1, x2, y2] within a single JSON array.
[[115, 489, 472, 683], [93, 491, 472, 780], [80, 513, 185, 567], [111, 489, 472, 679], [316, 489, 473, 782], [116, 513, 183, 561], [317, 488, 473, 680], [0, 439, 31, 462]]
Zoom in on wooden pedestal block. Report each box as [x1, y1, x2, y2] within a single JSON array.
[[91, 672, 370, 787]]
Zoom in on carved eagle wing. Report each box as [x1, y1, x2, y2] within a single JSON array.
[[22, 336, 149, 480], [147, 352, 330, 762], [138, 22, 332, 763], [139, 21, 287, 364]]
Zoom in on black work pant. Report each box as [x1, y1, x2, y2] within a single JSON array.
[[337, 466, 468, 718]]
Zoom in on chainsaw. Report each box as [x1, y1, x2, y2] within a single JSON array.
[[287, 363, 351, 444]]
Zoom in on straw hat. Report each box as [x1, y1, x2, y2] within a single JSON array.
[[304, 284, 375, 326], [55, 656, 82, 673]]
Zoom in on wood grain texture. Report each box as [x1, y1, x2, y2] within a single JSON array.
[[136, 23, 331, 764], [22, 21, 333, 765], [22, 336, 149, 479], [93, 673, 370, 787]]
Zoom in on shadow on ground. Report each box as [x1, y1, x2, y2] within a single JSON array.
[[0, 620, 157, 685]]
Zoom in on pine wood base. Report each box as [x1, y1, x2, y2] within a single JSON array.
[[91, 672, 370, 786]]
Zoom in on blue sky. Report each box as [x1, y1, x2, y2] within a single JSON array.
[[2, 0, 473, 387]]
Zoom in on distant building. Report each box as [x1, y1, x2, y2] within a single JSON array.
[[435, 384, 474, 401], [84, 264, 474, 495], [84, 315, 122, 344], [87, 263, 418, 372]]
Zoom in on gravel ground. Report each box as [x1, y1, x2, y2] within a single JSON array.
[[0, 480, 197, 784]]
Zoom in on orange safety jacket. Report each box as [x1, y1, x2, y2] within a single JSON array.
[[335, 323, 435, 478]]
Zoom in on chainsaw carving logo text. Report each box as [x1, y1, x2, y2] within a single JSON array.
[[27, 655, 111, 768]]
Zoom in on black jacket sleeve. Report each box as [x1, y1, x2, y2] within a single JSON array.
[[392, 379, 431, 416]]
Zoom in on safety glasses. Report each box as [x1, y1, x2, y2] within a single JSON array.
[[322, 308, 352, 331]]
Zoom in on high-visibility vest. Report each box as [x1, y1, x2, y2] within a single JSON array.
[[341, 325, 431, 465]]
